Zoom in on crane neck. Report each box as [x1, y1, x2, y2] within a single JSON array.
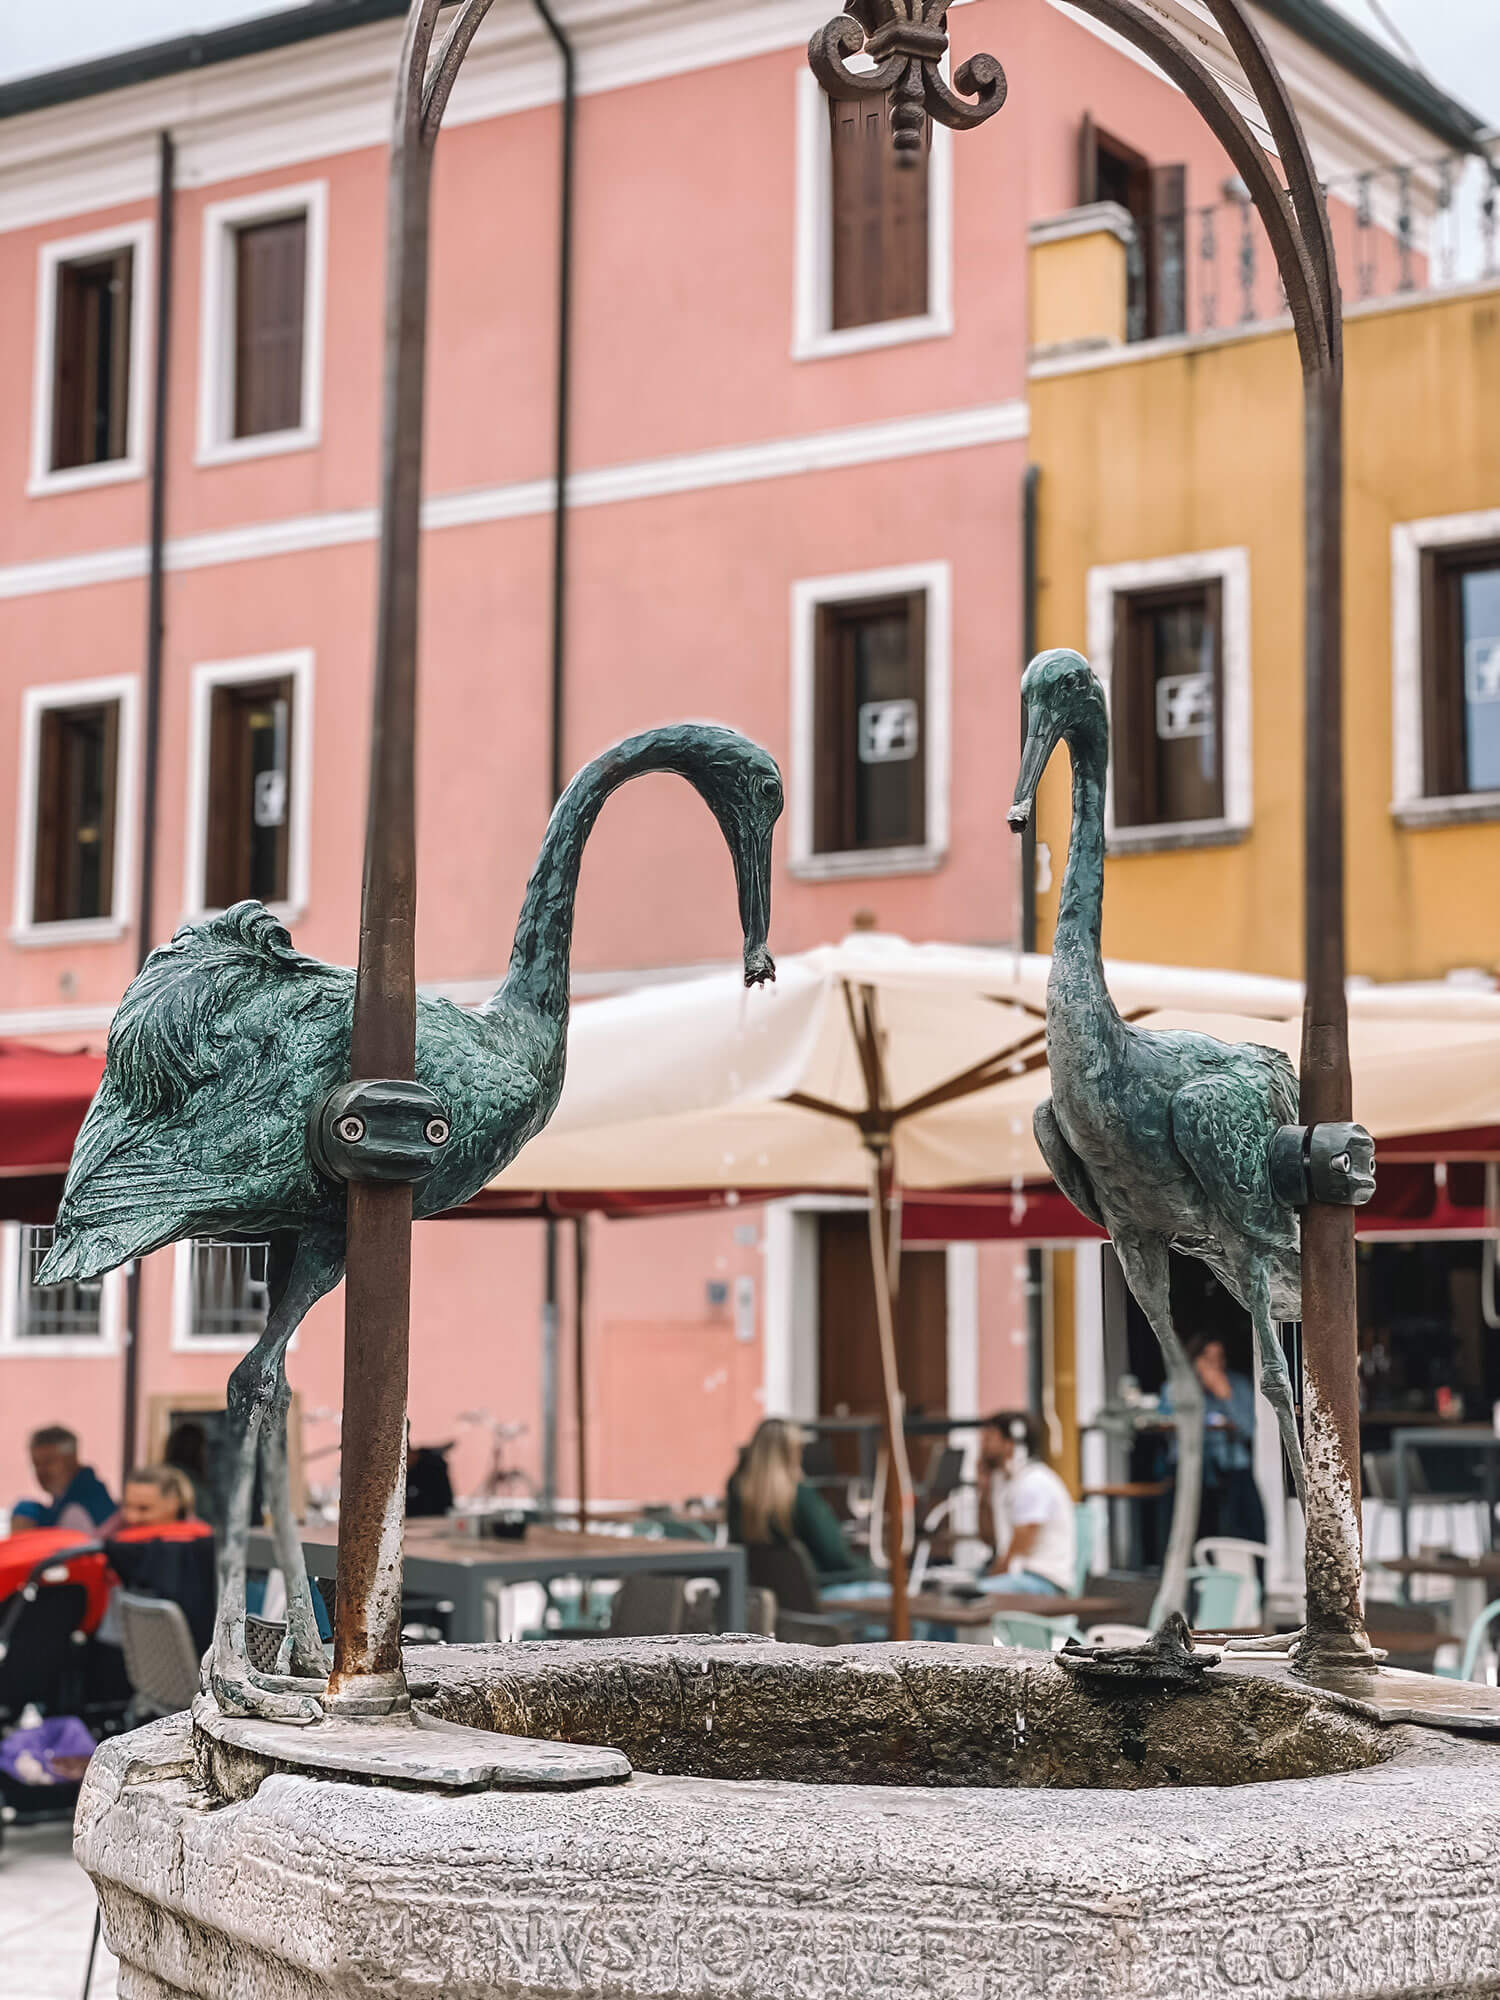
[[491, 730, 717, 1038], [1052, 709, 1115, 1010]]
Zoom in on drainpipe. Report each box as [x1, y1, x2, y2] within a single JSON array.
[[1020, 463, 1045, 1430], [532, 0, 576, 1517], [120, 130, 175, 1481]]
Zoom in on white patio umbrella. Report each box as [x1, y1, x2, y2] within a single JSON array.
[[493, 932, 1500, 1631]]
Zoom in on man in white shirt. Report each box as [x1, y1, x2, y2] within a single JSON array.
[[976, 1411, 1077, 1597]]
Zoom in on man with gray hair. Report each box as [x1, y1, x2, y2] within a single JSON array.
[[10, 1425, 117, 1534]]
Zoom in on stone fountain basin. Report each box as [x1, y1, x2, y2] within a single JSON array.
[[78, 1637, 1500, 2000]]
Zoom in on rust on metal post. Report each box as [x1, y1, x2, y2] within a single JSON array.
[[329, 0, 499, 1716], [1295, 364, 1373, 1670]]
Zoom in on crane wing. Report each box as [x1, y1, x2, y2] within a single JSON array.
[[1169, 1057, 1297, 1250], [1034, 1097, 1106, 1230]]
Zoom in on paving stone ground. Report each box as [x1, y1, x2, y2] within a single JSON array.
[[0, 1818, 117, 2000]]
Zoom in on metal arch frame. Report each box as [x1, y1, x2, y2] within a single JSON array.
[[810, 0, 1370, 1672]]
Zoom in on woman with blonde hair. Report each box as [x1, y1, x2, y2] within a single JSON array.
[[726, 1418, 868, 1589]]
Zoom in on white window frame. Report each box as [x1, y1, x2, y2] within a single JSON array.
[[28, 219, 154, 498], [170, 1238, 281, 1355], [1391, 507, 1500, 828], [792, 66, 954, 362], [182, 647, 314, 924], [0, 1223, 124, 1359], [789, 559, 951, 881], [1085, 547, 1253, 852], [11, 673, 139, 946], [195, 180, 328, 466]]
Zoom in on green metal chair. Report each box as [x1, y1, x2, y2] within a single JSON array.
[[1186, 1565, 1244, 1631], [991, 1610, 1080, 1651], [1072, 1500, 1095, 1596], [1433, 1596, 1500, 1681]]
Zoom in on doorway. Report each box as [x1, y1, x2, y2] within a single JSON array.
[[816, 1212, 948, 1422]]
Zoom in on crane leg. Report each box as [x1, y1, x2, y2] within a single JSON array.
[[208, 1225, 344, 1724], [1115, 1232, 1202, 1631], [260, 1351, 331, 1680], [1246, 1262, 1306, 1509]]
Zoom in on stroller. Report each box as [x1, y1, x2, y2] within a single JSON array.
[[0, 1530, 112, 1835]]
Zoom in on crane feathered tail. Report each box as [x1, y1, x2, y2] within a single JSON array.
[[39, 903, 323, 1284]]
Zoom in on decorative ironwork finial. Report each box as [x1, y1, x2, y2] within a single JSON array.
[[808, 1, 1007, 163]]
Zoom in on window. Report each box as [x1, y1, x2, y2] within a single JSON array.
[[1079, 116, 1185, 341], [197, 184, 326, 463], [14, 1226, 104, 1341], [32, 700, 120, 924], [829, 95, 928, 332], [185, 1240, 271, 1344], [186, 651, 312, 918], [1086, 548, 1251, 847], [814, 593, 927, 854], [793, 72, 951, 360], [0, 1224, 117, 1356], [52, 250, 133, 470], [13, 677, 136, 941], [233, 215, 306, 439], [29, 222, 151, 495], [1111, 582, 1224, 829], [205, 674, 294, 907], [1420, 541, 1500, 799], [791, 562, 950, 877]]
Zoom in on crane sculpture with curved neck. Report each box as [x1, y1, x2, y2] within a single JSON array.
[[1009, 651, 1315, 1629], [42, 722, 782, 1722]]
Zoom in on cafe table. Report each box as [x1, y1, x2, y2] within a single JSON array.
[[248, 1518, 746, 1641]]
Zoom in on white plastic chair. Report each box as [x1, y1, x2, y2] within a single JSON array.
[[1191, 1536, 1266, 1627], [1084, 1623, 1153, 1648]]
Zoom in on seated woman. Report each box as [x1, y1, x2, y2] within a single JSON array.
[[726, 1418, 876, 1599]]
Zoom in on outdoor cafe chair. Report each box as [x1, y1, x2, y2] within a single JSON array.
[[991, 1611, 1079, 1652], [117, 1593, 201, 1718], [1191, 1536, 1266, 1628], [746, 1540, 861, 1645], [1186, 1566, 1245, 1631]]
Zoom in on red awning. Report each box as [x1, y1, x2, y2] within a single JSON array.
[[0, 1042, 105, 1218]]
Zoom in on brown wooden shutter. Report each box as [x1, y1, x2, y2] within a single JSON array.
[[32, 710, 66, 923], [234, 215, 307, 438], [105, 250, 133, 461], [814, 604, 854, 854], [1111, 595, 1148, 828], [1078, 112, 1099, 206], [1420, 550, 1463, 797], [94, 700, 120, 918], [206, 685, 243, 908], [902, 587, 928, 847], [830, 95, 928, 330], [51, 267, 86, 471]]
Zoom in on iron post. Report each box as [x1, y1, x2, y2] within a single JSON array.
[[328, 0, 500, 1716], [809, 0, 1373, 1666]]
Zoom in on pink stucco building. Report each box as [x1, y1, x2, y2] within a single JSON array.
[[0, 0, 1475, 1516]]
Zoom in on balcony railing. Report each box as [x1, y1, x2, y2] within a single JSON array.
[[1125, 148, 1499, 344]]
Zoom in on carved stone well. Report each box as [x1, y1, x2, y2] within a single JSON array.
[[78, 1638, 1500, 2000]]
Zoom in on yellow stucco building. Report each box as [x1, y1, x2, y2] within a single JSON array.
[[1028, 229, 1500, 983]]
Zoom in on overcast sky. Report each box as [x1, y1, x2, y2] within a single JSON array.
[[2, 0, 1497, 123]]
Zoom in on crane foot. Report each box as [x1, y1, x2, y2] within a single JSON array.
[[207, 1660, 327, 1726]]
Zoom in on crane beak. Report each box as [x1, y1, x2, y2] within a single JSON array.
[[732, 814, 777, 988], [1009, 698, 1060, 833]]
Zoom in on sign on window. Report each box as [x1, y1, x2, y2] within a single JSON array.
[[254, 768, 287, 828], [1155, 671, 1215, 741], [1467, 637, 1500, 705], [858, 698, 919, 764]]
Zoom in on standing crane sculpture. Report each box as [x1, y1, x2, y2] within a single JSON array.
[[1007, 650, 1372, 1630], [41, 723, 781, 1721]]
